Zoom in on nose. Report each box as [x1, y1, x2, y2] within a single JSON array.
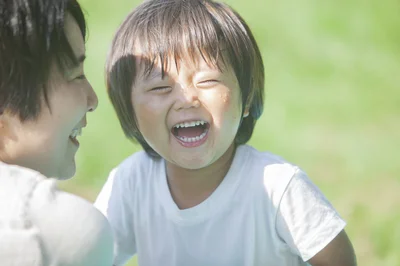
[[173, 85, 200, 110], [86, 80, 98, 112]]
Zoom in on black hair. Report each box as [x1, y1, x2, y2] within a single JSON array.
[[0, 0, 86, 120]]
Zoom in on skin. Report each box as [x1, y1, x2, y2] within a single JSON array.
[[308, 230, 357, 266], [0, 14, 98, 179]]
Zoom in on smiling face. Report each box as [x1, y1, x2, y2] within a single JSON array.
[[131, 52, 245, 170], [0, 14, 98, 179]]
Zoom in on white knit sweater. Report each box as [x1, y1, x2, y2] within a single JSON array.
[[0, 162, 114, 266]]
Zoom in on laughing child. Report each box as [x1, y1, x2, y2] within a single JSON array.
[[95, 0, 357, 265]]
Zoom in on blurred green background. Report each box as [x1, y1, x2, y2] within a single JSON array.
[[59, 0, 400, 265]]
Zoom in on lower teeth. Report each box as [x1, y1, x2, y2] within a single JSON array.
[[178, 131, 207, 143]]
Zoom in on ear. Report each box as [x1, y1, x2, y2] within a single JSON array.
[[0, 115, 7, 151], [242, 96, 252, 118], [0, 114, 5, 131], [0, 112, 20, 155], [0, 112, 13, 140], [243, 105, 250, 118]]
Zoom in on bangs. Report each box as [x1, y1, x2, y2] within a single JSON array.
[[111, 0, 251, 79], [106, 0, 265, 154], [135, 0, 224, 77]]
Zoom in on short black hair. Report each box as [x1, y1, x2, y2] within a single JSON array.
[[0, 0, 86, 120], [106, 0, 265, 157]]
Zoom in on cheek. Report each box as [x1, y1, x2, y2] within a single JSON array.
[[35, 122, 68, 154], [16, 127, 64, 172], [50, 87, 87, 128], [133, 96, 167, 135], [205, 90, 241, 123], [219, 92, 237, 119], [220, 92, 230, 104]]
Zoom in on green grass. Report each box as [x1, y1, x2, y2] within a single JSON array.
[[59, 0, 400, 265]]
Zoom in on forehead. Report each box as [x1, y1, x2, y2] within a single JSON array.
[[132, 42, 227, 80], [64, 13, 85, 58]]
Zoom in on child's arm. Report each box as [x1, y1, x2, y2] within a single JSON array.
[[275, 168, 357, 266], [307, 229, 356, 266]]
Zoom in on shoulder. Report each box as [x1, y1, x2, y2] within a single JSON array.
[[105, 150, 164, 199], [0, 162, 46, 217], [0, 163, 114, 266], [112, 150, 158, 182], [237, 145, 304, 206], [29, 179, 114, 266], [0, 161, 43, 181], [238, 145, 299, 188], [238, 144, 296, 167], [94, 150, 161, 216]]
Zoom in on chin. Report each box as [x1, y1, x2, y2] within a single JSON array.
[[57, 164, 76, 180], [176, 157, 212, 170]]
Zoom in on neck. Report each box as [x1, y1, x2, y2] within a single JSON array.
[[0, 147, 13, 166], [165, 143, 236, 209], [0, 147, 46, 177]]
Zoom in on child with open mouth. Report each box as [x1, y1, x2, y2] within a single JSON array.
[[95, 0, 357, 265]]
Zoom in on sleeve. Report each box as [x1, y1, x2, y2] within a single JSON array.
[[94, 167, 137, 266], [30, 179, 114, 266], [275, 168, 346, 262]]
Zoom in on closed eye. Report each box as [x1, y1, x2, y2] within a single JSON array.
[[76, 74, 86, 80], [197, 79, 219, 87], [151, 86, 172, 93]]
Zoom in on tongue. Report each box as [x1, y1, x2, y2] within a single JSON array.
[[176, 126, 204, 138]]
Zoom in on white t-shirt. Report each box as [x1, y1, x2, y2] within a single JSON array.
[[95, 145, 346, 266], [0, 162, 114, 266]]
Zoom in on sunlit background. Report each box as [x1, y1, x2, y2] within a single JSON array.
[[59, 0, 400, 265]]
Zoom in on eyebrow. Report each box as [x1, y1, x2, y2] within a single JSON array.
[[70, 54, 86, 68], [134, 70, 166, 89], [146, 70, 163, 80], [65, 54, 86, 76], [138, 69, 164, 84]]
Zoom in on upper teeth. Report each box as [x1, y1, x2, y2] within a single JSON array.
[[174, 120, 206, 129], [70, 128, 82, 138]]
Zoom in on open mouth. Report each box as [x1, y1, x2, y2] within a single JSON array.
[[171, 120, 210, 145], [69, 128, 82, 146]]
